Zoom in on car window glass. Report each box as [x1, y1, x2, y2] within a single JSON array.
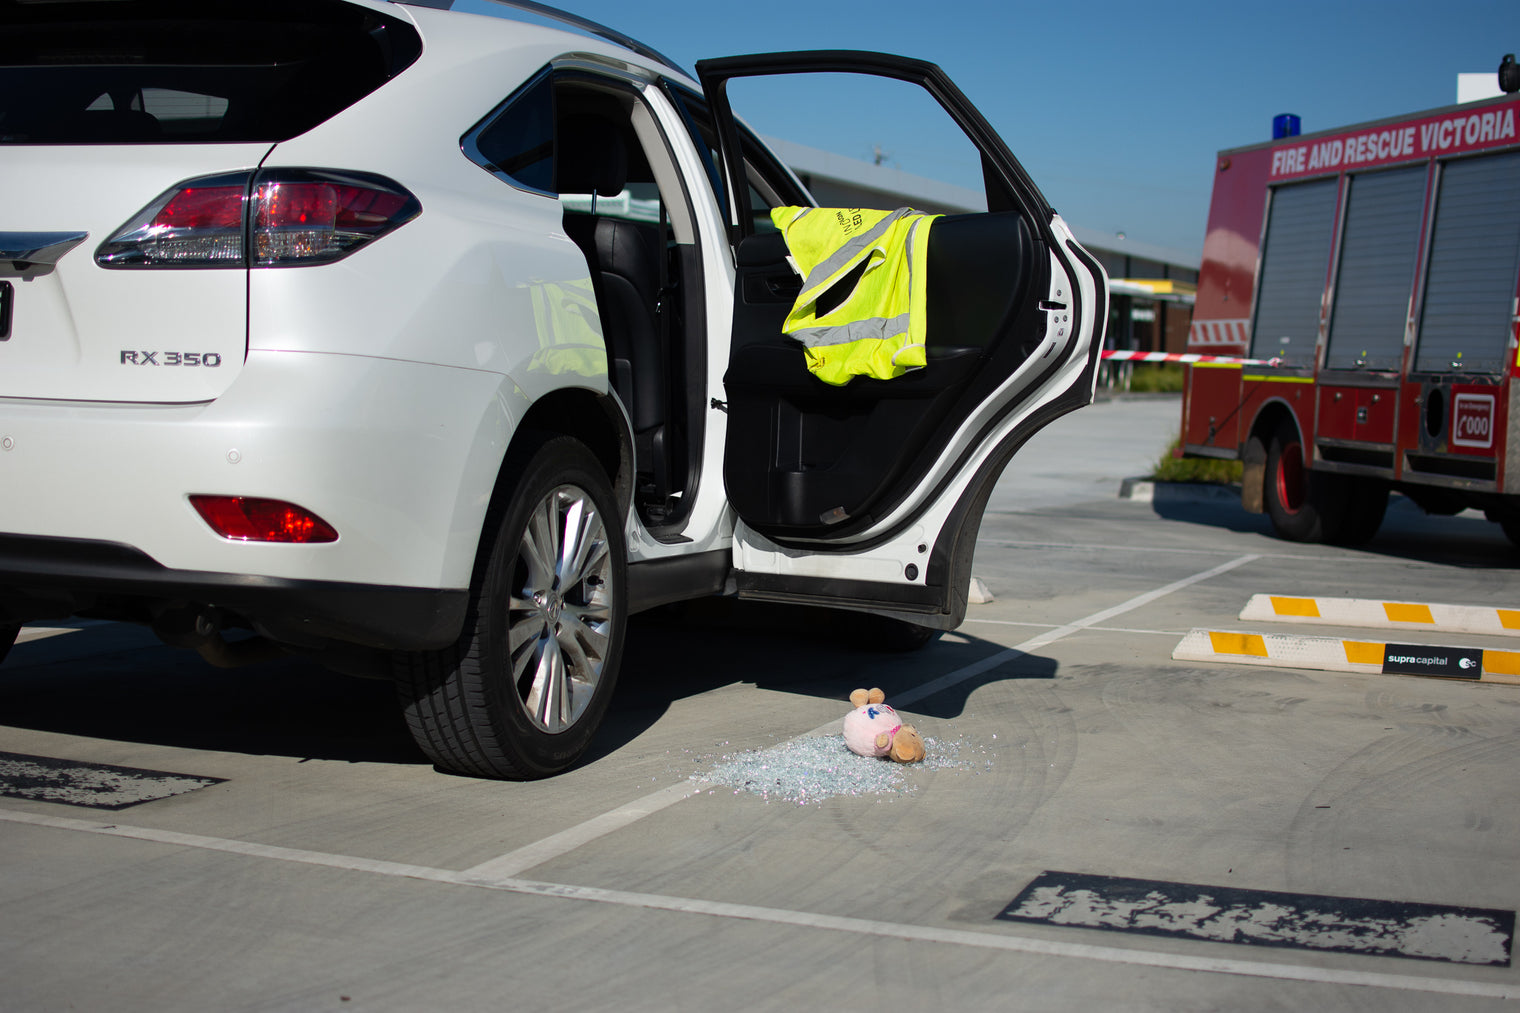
[[87, 89, 233, 135], [469, 71, 555, 194], [666, 88, 729, 210], [721, 73, 989, 221], [668, 86, 802, 232], [561, 180, 664, 225], [0, 0, 421, 144]]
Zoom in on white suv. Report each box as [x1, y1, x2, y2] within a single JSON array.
[[0, 0, 1108, 778]]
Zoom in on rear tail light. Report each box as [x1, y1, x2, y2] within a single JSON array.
[[190, 495, 339, 543], [253, 174, 418, 265], [97, 169, 420, 269]]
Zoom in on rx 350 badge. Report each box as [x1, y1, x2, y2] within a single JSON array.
[[119, 350, 223, 366]]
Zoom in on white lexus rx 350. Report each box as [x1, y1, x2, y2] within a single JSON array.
[[0, 0, 1108, 778]]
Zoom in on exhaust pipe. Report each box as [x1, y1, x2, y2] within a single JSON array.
[[151, 606, 285, 668]]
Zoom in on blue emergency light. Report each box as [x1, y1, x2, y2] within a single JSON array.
[[1273, 114, 1301, 139]]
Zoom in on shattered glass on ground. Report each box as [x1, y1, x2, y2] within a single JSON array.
[[695, 733, 992, 804]]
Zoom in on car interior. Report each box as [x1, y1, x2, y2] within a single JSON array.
[[722, 210, 1044, 538], [545, 75, 1051, 542], [551, 80, 706, 531]]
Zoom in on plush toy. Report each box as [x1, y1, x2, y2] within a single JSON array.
[[842, 687, 925, 763]]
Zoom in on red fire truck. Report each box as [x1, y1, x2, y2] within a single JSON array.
[[1181, 87, 1520, 544]]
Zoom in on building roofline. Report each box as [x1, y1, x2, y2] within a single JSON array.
[[761, 135, 985, 214]]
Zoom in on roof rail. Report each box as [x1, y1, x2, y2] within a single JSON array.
[[396, 0, 686, 76]]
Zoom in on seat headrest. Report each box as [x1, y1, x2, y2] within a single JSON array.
[[65, 108, 163, 142], [555, 115, 628, 197]]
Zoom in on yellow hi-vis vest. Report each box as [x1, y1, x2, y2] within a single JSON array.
[[771, 205, 939, 386]]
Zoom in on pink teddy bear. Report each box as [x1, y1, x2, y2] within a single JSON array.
[[842, 687, 925, 763]]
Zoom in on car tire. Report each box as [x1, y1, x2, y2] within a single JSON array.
[[1264, 421, 1346, 543], [395, 435, 627, 779], [0, 624, 18, 668], [845, 612, 943, 652]]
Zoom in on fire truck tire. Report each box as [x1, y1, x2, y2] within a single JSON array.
[[1264, 422, 1347, 542], [1330, 478, 1388, 546], [1497, 514, 1520, 549]]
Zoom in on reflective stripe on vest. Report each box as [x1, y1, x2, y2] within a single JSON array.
[[771, 205, 940, 386]]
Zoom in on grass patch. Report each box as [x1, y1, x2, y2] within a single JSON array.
[[1150, 434, 1243, 484], [1125, 363, 1186, 393]]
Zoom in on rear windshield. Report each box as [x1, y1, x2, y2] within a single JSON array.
[[0, 0, 422, 144]]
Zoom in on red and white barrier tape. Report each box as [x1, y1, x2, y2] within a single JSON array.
[[1101, 349, 1280, 366]]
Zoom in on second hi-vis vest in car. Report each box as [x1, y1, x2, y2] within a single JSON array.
[[771, 206, 940, 385]]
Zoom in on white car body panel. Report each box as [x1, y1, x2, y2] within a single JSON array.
[[0, 144, 270, 403], [0, 0, 1111, 778], [1, 0, 1106, 649], [0, 350, 515, 588]]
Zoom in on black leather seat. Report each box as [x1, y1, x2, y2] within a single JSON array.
[[555, 116, 667, 452], [64, 108, 163, 142]]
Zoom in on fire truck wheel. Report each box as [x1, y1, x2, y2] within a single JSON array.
[[1330, 478, 1388, 546], [1264, 422, 1347, 542]]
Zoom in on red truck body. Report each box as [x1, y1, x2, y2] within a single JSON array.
[[1182, 93, 1520, 543]]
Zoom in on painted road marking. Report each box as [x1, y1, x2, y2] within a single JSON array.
[[2, 807, 1516, 1000], [964, 619, 1183, 637], [999, 872, 1513, 967], [1241, 594, 1520, 636], [1173, 629, 1520, 684], [15, 626, 83, 645], [0, 751, 225, 810]]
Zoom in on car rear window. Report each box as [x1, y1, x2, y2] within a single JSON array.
[[0, 0, 422, 144]]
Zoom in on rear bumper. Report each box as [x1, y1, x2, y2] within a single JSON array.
[[0, 348, 523, 648], [0, 532, 466, 650], [0, 349, 516, 590]]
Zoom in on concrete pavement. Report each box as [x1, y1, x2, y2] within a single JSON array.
[[3, 394, 1518, 1011]]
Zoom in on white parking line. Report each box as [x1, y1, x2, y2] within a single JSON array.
[[964, 619, 1185, 637], [1, 806, 1512, 999], [15, 627, 83, 644], [462, 781, 709, 879]]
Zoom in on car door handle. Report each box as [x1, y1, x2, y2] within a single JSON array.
[[743, 272, 800, 303], [766, 273, 801, 297]]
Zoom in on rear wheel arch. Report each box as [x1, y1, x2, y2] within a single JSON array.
[[510, 390, 630, 521], [1247, 400, 1302, 463], [1245, 399, 1302, 507], [441, 387, 630, 633]]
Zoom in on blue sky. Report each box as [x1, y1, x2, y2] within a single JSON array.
[[491, 0, 1518, 262]]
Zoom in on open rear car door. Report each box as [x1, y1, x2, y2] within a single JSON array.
[[697, 51, 1108, 630]]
